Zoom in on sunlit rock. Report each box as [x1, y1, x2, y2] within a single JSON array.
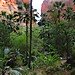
[[0, 0, 29, 13]]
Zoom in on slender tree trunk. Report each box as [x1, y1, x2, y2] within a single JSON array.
[[25, 20, 28, 65], [28, 0, 32, 69]]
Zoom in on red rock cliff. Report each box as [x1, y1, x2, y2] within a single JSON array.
[[41, 0, 75, 13], [0, 0, 29, 13]]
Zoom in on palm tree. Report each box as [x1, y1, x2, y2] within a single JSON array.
[[16, 0, 29, 65], [53, 1, 65, 22], [16, 0, 38, 68], [46, 1, 65, 24], [23, 4, 39, 68]]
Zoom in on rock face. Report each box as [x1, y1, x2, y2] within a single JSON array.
[[22, 0, 29, 3], [0, 0, 29, 13], [41, 0, 75, 13]]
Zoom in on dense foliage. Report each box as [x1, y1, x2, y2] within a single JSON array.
[[0, 1, 75, 75]]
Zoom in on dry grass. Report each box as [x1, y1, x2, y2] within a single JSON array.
[[28, 68, 71, 75]]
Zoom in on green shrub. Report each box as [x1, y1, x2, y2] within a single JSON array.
[[32, 53, 60, 69]]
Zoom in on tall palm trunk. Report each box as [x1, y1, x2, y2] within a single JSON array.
[[28, 0, 32, 69], [25, 20, 28, 65]]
